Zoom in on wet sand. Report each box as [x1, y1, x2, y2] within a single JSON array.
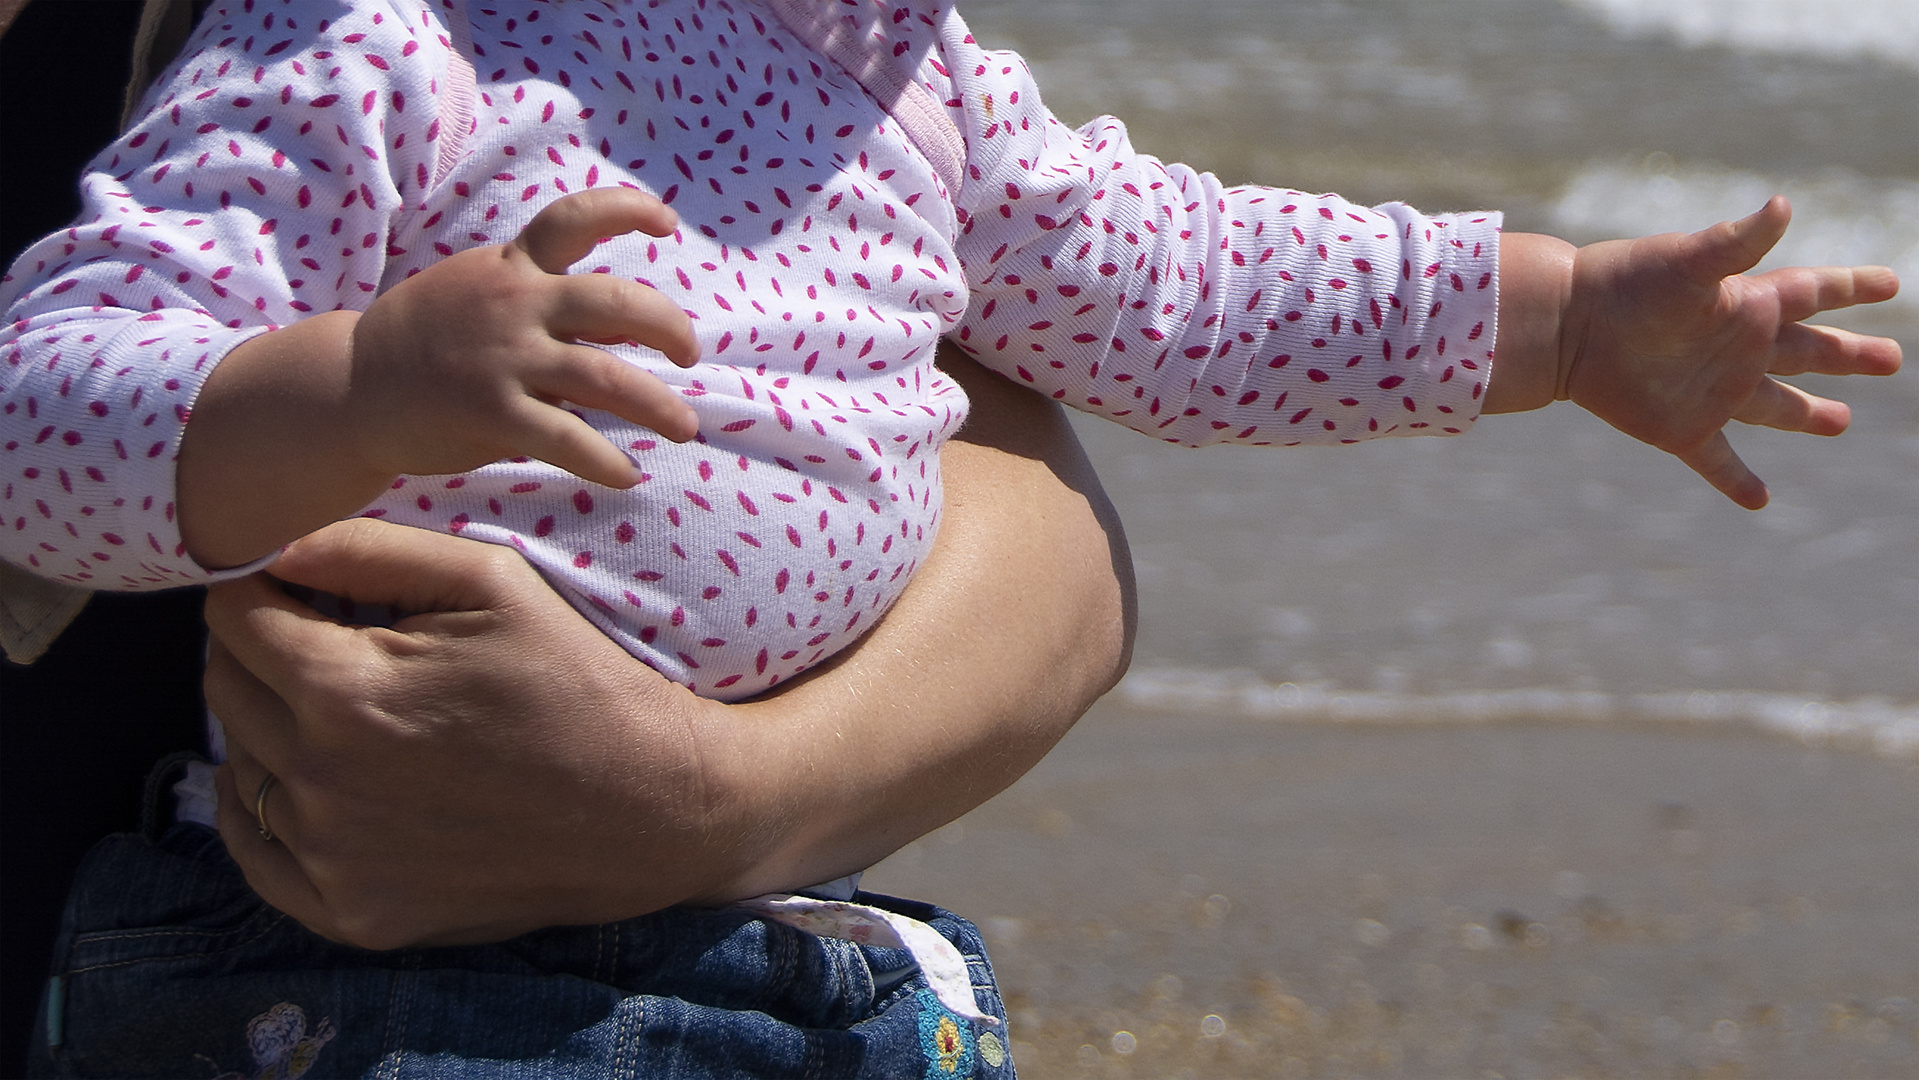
[[864, 701, 1919, 1078]]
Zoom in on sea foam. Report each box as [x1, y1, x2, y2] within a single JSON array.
[[1563, 0, 1919, 70], [1546, 160, 1919, 321], [1116, 668, 1919, 762]]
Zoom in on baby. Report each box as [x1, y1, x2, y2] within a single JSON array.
[[1, 0, 1901, 706]]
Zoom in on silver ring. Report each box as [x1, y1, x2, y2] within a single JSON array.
[[254, 773, 279, 842]]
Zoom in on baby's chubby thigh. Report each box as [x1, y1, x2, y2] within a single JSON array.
[[361, 388, 958, 701]]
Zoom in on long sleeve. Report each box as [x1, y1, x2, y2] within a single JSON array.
[[0, 0, 451, 587], [4, 0, 1511, 700], [921, 7, 1502, 447]]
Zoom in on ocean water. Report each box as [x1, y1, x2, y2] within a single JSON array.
[[958, 0, 1919, 758], [868, 8, 1917, 1072]]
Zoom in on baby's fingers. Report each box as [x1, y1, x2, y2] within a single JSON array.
[[502, 396, 654, 490], [1677, 431, 1769, 511], [550, 274, 699, 367], [1760, 263, 1900, 326], [1732, 377, 1849, 437], [1768, 321, 1904, 379], [517, 188, 679, 274], [535, 343, 699, 444], [1678, 196, 1791, 284]]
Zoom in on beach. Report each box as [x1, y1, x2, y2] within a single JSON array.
[[868, 1, 1918, 1075], [867, 706, 1917, 1077]]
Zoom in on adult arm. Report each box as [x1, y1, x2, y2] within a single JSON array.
[[203, 344, 1135, 949], [694, 349, 1138, 901]]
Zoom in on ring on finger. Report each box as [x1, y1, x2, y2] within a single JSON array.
[[254, 773, 280, 842]]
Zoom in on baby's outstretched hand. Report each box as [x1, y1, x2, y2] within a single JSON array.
[[1556, 196, 1901, 509], [347, 187, 699, 489]]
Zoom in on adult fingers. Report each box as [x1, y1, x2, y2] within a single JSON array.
[[1732, 377, 1850, 437], [202, 632, 303, 776], [203, 572, 371, 725], [516, 188, 678, 274], [220, 739, 297, 847], [1768, 321, 1905, 378], [213, 759, 338, 939], [267, 517, 539, 618], [1758, 263, 1901, 326], [1678, 196, 1791, 284], [528, 345, 699, 442], [1677, 430, 1769, 511], [549, 273, 700, 367]]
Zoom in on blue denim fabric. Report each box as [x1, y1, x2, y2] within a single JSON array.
[[28, 819, 1013, 1078]]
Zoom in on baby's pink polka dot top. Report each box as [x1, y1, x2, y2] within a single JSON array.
[[1, 0, 1500, 699]]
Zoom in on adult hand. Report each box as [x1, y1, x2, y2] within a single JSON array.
[[207, 519, 723, 948], [204, 346, 1134, 947]]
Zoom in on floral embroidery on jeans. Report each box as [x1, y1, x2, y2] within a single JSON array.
[[201, 1001, 337, 1080], [916, 989, 975, 1078]]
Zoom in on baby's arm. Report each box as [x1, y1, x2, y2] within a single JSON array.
[[936, 28, 1500, 450], [923, 14, 1899, 505], [1484, 197, 1902, 509], [177, 189, 701, 570], [3, 5, 687, 590]]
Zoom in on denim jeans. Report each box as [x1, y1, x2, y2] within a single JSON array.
[[28, 775, 1013, 1078]]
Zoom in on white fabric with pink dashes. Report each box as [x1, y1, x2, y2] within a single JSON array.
[[1, 0, 1500, 700]]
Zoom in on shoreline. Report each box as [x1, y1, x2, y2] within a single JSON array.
[[1110, 669, 1919, 764], [865, 700, 1919, 1078]]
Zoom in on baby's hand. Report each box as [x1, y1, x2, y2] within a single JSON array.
[[346, 187, 700, 488], [1558, 196, 1901, 509]]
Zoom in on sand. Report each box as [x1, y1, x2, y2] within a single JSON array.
[[863, 700, 1919, 1079]]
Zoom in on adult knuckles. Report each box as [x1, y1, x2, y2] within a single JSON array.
[[271, 650, 430, 762], [281, 826, 436, 948], [316, 898, 427, 951], [460, 540, 545, 596], [415, 541, 552, 623], [309, 853, 463, 949]]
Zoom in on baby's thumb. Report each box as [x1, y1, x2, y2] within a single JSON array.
[[1683, 196, 1791, 283]]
